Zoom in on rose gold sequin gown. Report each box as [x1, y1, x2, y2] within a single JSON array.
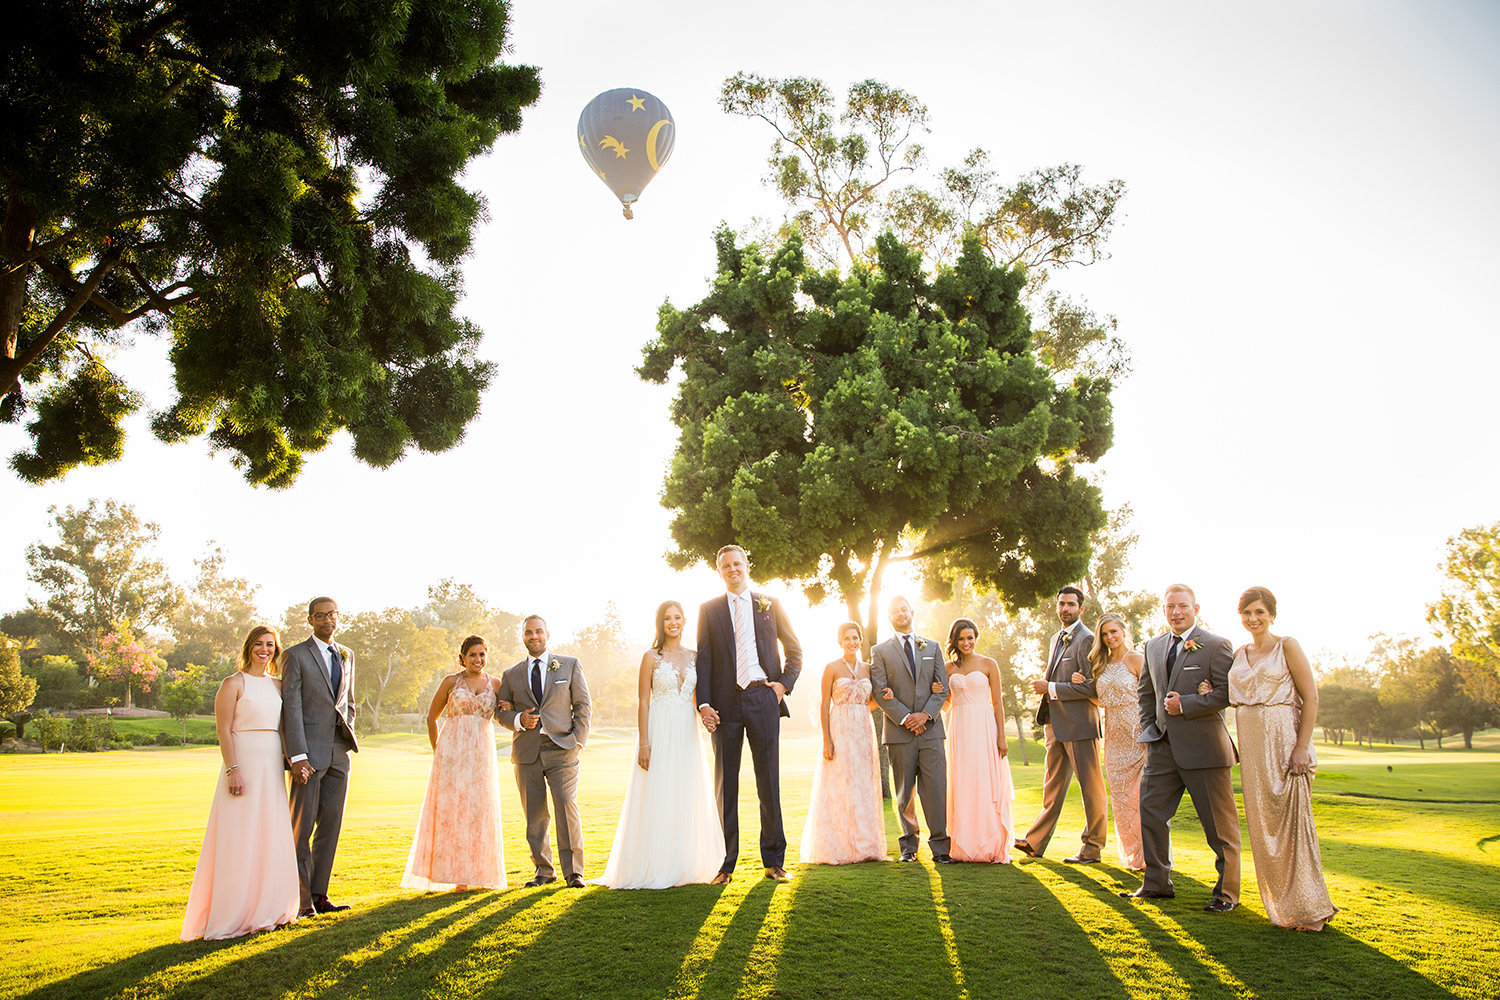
[[1230, 640, 1337, 928], [1096, 658, 1146, 870]]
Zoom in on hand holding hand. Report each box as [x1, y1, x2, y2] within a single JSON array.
[[1071, 670, 1087, 684], [1196, 679, 1212, 696], [699, 705, 720, 731], [637, 746, 651, 771], [1164, 691, 1182, 716], [294, 761, 313, 784], [1030, 678, 1048, 696]]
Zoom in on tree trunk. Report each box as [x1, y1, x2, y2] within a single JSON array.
[[180, 717, 188, 740], [1463, 727, 1473, 749], [1, 190, 37, 373], [124, 684, 134, 709]]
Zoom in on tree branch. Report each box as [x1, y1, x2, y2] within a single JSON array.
[[1, 251, 121, 395]]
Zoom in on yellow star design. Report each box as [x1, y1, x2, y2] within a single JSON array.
[[627, 94, 646, 111], [579, 133, 586, 148]]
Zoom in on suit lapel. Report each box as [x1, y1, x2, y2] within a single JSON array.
[[306, 638, 336, 698], [1150, 634, 1168, 694]]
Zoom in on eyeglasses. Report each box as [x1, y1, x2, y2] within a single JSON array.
[[311, 610, 340, 621]]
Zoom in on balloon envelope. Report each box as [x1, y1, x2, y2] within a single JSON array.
[[578, 88, 675, 218]]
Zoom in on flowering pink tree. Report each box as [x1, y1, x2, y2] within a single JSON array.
[[89, 628, 162, 709]]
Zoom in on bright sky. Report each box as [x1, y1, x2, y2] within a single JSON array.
[[3, 0, 1497, 666]]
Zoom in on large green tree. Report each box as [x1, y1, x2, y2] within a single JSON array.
[[2, 1, 540, 485], [1428, 522, 1500, 669], [25, 499, 182, 668], [639, 227, 1113, 642], [168, 546, 261, 672], [338, 608, 449, 731]]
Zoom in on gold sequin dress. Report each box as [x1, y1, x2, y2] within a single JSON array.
[[1229, 640, 1337, 928], [1096, 658, 1145, 870]]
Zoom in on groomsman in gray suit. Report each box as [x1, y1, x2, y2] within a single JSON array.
[[1016, 586, 1108, 862], [1121, 584, 1241, 912], [281, 596, 359, 916], [498, 615, 592, 888], [871, 596, 952, 863]]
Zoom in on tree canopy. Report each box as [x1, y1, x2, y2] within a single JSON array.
[[1, 0, 541, 485], [638, 227, 1113, 641]]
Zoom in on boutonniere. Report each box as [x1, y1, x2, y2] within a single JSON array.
[[546, 658, 559, 673], [755, 595, 772, 615], [1061, 632, 1073, 647], [337, 647, 349, 663], [1182, 638, 1201, 654], [915, 638, 928, 651]]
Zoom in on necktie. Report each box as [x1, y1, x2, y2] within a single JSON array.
[[903, 635, 917, 680], [1049, 631, 1067, 674], [530, 658, 544, 706], [327, 645, 342, 699], [1166, 635, 1183, 674], [732, 596, 756, 688]]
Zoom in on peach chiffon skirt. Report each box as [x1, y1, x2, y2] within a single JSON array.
[[180, 729, 300, 940]]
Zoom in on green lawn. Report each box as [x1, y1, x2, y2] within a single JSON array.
[[2, 733, 1496, 999]]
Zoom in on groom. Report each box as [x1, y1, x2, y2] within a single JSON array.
[[1122, 583, 1241, 912], [498, 615, 592, 888], [281, 596, 359, 916], [696, 544, 802, 883], [871, 595, 951, 863]]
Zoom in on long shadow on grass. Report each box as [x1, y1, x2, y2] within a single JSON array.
[[1318, 837, 1500, 918], [1049, 862, 1458, 1000], [937, 860, 1130, 1000], [17, 891, 535, 1000]]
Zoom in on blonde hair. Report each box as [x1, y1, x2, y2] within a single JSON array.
[[1088, 613, 1130, 672], [240, 626, 283, 677]]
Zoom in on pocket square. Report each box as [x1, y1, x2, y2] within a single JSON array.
[[1182, 665, 1203, 671], [552, 678, 568, 684]]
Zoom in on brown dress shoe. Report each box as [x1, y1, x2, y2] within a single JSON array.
[[709, 872, 732, 885], [765, 866, 791, 882]]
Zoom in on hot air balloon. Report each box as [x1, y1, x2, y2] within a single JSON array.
[[577, 88, 675, 219]]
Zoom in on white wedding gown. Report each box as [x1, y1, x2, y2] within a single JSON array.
[[594, 650, 725, 888]]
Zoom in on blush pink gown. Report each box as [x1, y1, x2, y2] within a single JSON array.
[[945, 671, 1014, 863], [799, 675, 886, 864], [180, 673, 299, 940], [402, 682, 507, 890]]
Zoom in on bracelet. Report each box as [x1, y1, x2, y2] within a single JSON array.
[[638, 744, 650, 750], [225, 765, 239, 773]]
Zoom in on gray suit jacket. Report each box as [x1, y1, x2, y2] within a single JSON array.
[[871, 632, 949, 744], [1039, 623, 1101, 741], [280, 636, 359, 769], [498, 653, 592, 765], [1137, 625, 1237, 768]]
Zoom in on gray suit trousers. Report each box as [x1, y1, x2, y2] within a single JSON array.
[[888, 738, 950, 856], [516, 741, 583, 880], [288, 743, 350, 907], [1139, 738, 1241, 902]]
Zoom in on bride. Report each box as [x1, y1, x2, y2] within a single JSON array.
[[594, 601, 725, 888]]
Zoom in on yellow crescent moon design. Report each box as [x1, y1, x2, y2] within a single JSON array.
[[646, 119, 672, 171]]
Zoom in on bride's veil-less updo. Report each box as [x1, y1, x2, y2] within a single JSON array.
[[653, 601, 684, 651]]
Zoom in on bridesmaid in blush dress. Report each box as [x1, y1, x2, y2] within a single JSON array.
[[595, 602, 724, 887], [181, 626, 300, 940], [402, 636, 506, 891], [799, 622, 886, 864], [1081, 613, 1147, 870], [1224, 586, 1337, 931], [943, 618, 1014, 863]]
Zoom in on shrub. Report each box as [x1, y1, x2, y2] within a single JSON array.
[[153, 731, 182, 746], [66, 715, 116, 752], [33, 714, 66, 751], [0, 721, 14, 741]]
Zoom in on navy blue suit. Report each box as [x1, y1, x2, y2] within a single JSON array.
[[696, 592, 801, 872]]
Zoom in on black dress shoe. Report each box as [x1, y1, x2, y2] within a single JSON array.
[[898, 851, 918, 862], [565, 875, 587, 889], [1013, 840, 1038, 858], [1063, 855, 1100, 864], [524, 875, 557, 888], [1203, 897, 1236, 913], [312, 896, 350, 913], [934, 854, 956, 864], [1119, 888, 1175, 899]]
